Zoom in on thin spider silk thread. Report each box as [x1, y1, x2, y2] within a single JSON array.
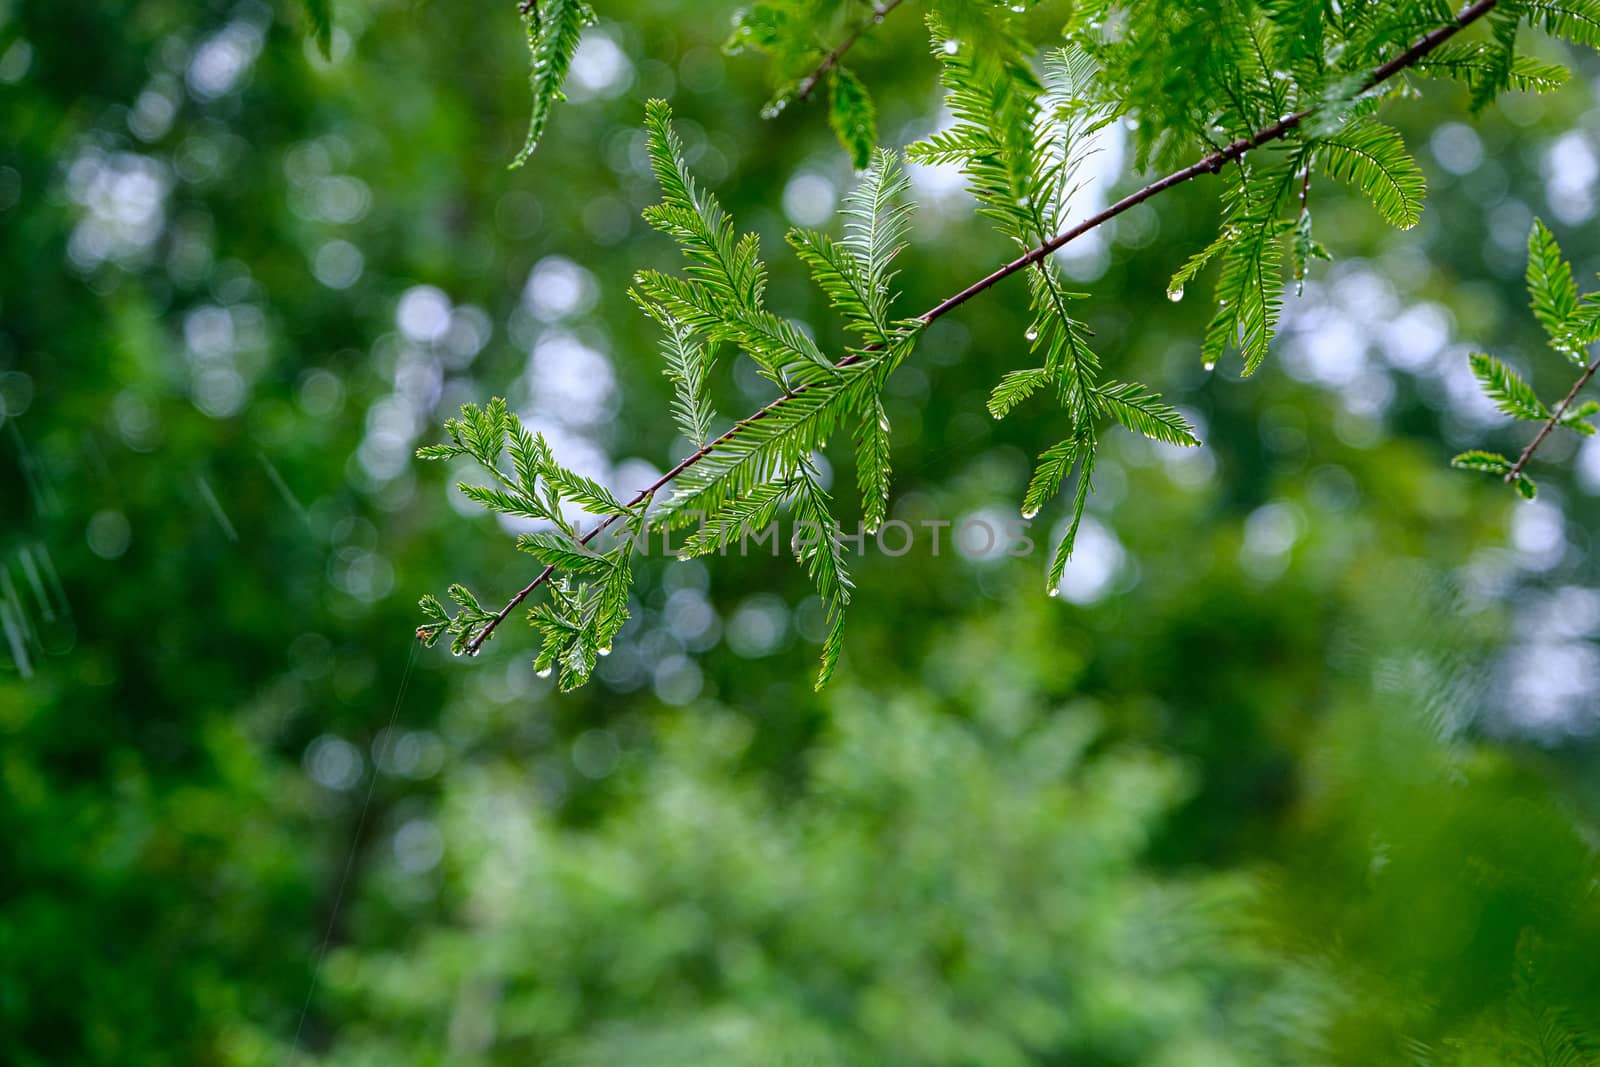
[[286, 637, 420, 1060]]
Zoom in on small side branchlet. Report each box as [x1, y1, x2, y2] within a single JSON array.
[[1452, 219, 1600, 500]]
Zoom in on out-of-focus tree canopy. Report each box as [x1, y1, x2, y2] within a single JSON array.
[[5, 1, 1600, 1064]]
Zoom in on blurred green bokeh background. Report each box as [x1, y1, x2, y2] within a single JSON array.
[[5, 1, 1600, 1063]]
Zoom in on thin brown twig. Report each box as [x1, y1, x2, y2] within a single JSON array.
[[794, 0, 906, 103], [1507, 358, 1600, 482], [458, 0, 1499, 654]]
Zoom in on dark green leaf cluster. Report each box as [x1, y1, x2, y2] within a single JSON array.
[[415, 399, 640, 687], [725, 0, 880, 160], [1070, 0, 1586, 170], [722, 0, 1588, 178], [1067, 0, 1591, 385], [724, 0, 856, 93], [726, 0, 1040, 166], [1452, 219, 1600, 499], [1409, 937, 1600, 1065], [1072, 0, 1311, 170], [1469, 0, 1600, 110]]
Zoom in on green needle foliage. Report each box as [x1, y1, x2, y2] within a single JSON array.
[[1471, 1, 1600, 109], [1314, 119, 1427, 230], [1527, 214, 1588, 357], [631, 99, 925, 686], [415, 398, 642, 688], [637, 301, 717, 448], [423, 0, 1600, 688], [1452, 219, 1600, 500], [828, 65, 877, 169], [1471, 351, 1549, 423], [423, 101, 922, 688], [908, 37, 1199, 588], [789, 148, 914, 349], [512, 0, 597, 167]]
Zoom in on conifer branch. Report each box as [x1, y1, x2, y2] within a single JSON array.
[[456, 0, 1499, 655], [921, 0, 1497, 322], [1507, 358, 1600, 482], [794, 0, 907, 103], [460, 398, 813, 653]]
